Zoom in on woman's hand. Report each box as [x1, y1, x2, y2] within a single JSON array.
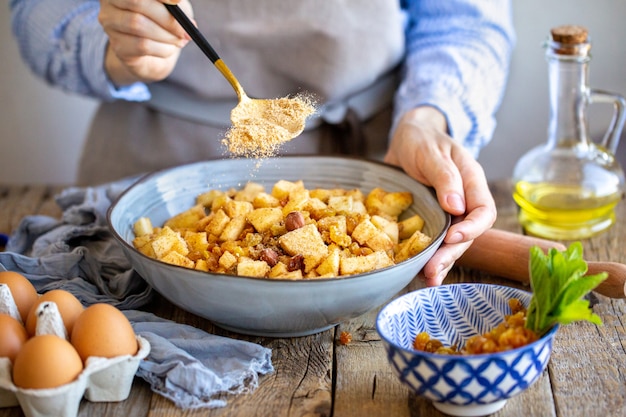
[[384, 106, 497, 286], [99, 0, 193, 86]]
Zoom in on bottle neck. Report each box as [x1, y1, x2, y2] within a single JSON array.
[[546, 42, 591, 148]]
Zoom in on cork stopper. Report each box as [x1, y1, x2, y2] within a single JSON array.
[[551, 25, 588, 44], [549, 25, 589, 55]]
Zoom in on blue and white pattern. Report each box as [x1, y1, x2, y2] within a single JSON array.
[[376, 284, 558, 416]]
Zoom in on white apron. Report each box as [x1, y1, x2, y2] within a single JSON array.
[[78, 0, 405, 185]]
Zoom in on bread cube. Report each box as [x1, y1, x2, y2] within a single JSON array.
[[246, 207, 284, 233], [237, 257, 270, 277], [219, 216, 248, 242], [339, 250, 394, 275], [270, 223, 288, 236], [164, 204, 206, 231], [161, 250, 194, 268], [271, 179, 304, 200], [133, 217, 154, 237], [151, 227, 189, 258], [317, 215, 346, 232], [223, 200, 254, 218], [309, 188, 346, 202], [395, 230, 432, 262], [365, 188, 413, 219], [268, 262, 304, 280], [253, 192, 281, 208], [346, 188, 365, 202], [211, 193, 232, 212], [327, 195, 354, 214], [282, 188, 310, 215], [183, 230, 209, 253], [351, 200, 367, 215], [398, 214, 425, 240], [194, 259, 209, 272], [219, 250, 238, 270], [133, 232, 154, 249], [234, 182, 265, 202], [351, 218, 394, 252], [316, 246, 340, 276], [133, 234, 156, 258], [371, 215, 399, 244], [205, 209, 231, 237], [278, 224, 328, 271], [304, 197, 329, 220], [220, 240, 245, 257], [196, 189, 224, 207], [317, 215, 351, 246]]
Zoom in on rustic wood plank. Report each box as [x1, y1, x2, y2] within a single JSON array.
[[1, 181, 625, 417], [541, 198, 626, 417], [0, 406, 21, 417], [331, 267, 559, 417], [129, 293, 334, 417], [0, 184, 63, 235], [493, 185, 626, 417], [334, 309, 411, 417], [209, 333, 333, 417], [78, 380, 153, 417]]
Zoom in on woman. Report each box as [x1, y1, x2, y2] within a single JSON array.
[[10, 0, 515, 285]]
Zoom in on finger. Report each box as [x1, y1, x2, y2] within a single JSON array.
[[105, 0, 189, 43], [444, 153, 496, 244], [420, 240, 474, 286], [416, 143, 467, 217], [108, 31, 182, 61]]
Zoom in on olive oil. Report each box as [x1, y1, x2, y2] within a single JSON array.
[[512, 26, 626, 240], [513, 181, 622, 239]]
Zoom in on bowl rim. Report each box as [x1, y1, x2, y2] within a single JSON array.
[[106, 155, 452, 284], [376, 282, 559, 359]]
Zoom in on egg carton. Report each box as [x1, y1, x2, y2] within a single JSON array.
[[0, 335, 150, 417]]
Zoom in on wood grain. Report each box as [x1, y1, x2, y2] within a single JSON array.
[[1, 181, 625, 417]]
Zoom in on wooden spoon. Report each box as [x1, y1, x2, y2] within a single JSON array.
[[456, 228, 626, 299], [164, 5, 313, 149]]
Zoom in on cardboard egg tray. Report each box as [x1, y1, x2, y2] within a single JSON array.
[[0, 335, 150, 417]]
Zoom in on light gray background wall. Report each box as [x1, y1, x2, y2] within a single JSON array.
[[1, 1, 625, 185]]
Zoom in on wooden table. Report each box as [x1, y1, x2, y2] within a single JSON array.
[[1, 180, 625, 417]]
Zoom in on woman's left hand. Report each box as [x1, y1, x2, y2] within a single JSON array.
[[384, 106, 497, 286]]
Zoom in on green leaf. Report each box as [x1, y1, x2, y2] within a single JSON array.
[[525, 242, 608, 336]]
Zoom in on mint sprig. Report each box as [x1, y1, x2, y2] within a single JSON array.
[[525, 242, 608, 336]]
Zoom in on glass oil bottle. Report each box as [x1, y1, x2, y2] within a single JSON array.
[[512, 25, 626, 240]]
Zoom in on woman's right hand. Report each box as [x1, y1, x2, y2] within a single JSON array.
[[99, 0, 193, 86]]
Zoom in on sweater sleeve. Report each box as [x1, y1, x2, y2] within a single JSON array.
[[396, 0, 516, 157], [9, 0, 150, 102]]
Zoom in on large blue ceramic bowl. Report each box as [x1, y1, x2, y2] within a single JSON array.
[[376, 283, 558, 417], [108, 156, 450, 337]]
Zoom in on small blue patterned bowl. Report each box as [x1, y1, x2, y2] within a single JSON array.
[[376, 283, 558, 417]]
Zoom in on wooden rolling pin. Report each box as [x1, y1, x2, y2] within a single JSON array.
[[456, 228, 626, 299]]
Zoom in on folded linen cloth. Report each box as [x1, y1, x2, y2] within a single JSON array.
[[0, 178, 273, 409]]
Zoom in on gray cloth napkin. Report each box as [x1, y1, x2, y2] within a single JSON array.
[[0, 178, 274, 409]]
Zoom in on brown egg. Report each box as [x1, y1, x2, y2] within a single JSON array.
[[0, 271, 38, 323], [12, 334, 83, 389], [70, 303, 138, 362], [25, 289, 84, 337], [0, 313, 28, 362]]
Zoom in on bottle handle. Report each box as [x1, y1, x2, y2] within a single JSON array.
[[589, 89, 626, 154]]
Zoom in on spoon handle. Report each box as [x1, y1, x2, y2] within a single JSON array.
[[164, 4, 246, 99], [164, 4, 220, 63]]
